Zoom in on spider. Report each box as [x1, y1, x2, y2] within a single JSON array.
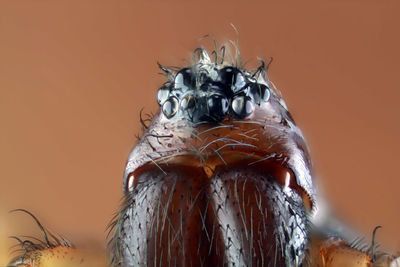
[[7, 40, 400, 267]]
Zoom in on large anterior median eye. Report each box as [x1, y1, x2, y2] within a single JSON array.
[[207, 94, 229, 121]]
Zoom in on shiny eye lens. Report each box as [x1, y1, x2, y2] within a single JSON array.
[[231, 96, 254, 118], [232, 72, 246, 93], [224, 67, 233, 72], [207, 94, 229, 121], [174, 68, 193, 92], [162, 96, 179, 118], [248, 83, 270, 105], [174, 73, 184, 88], [157, 87, 170, 105], [218, 67, 242, 96], [262, 85, 270, 102], [180, 94, 195, 110]]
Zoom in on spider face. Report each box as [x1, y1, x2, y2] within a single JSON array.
[[110, 48, 315, 266], [157, 61, 270, 124]]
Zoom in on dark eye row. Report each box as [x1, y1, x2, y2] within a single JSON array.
[[157, 66, 271, 123]]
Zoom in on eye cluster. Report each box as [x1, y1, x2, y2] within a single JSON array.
[[157, 66, 271, 124]]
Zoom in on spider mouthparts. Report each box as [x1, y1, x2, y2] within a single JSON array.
[[118, 154, 309, 266]]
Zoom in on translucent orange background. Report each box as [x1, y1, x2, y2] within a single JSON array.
[[1, 0, 399, 264]]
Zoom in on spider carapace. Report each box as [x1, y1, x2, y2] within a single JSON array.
[[8, 43, 400, 267]]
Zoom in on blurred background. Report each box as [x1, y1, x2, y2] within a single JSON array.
[[1, 0, 399, 264]]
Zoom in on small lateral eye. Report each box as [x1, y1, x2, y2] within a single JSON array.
[[180, 94, 195, 111], [248, 83, 270, 105], [231, 96, 254, 118], [262, 86, 270, 102], [162, 96, 179, 118], [157, 87, 170, 105], [174, 68, 193, 92]]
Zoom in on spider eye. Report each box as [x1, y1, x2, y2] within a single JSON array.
[[157, 65, 271, 123], [162, 96, 179, 118], [218, 67, 245, 95], [231, 96, 254, 118], [157, 87, 170, 105], [248, 83, 270, 105], [261, 85, 270, 102], [232, 72, 246, 93], [207, 94, 229, 121], [180, 94, 195, 111], [174, 68, 193, 92]]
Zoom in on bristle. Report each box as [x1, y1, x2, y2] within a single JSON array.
[[8, 209, 74, 266]]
